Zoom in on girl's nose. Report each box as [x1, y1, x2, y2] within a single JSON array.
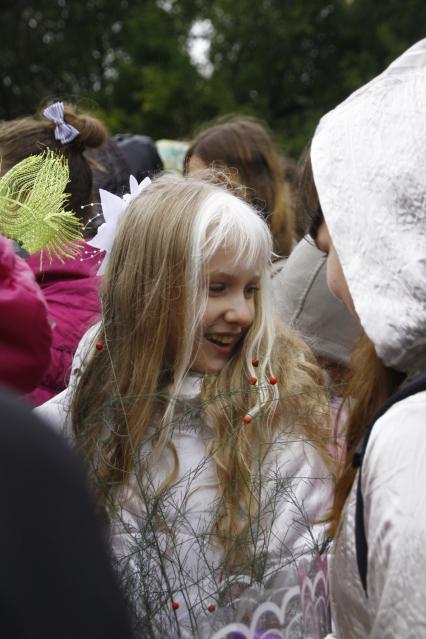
[[224, 297, 254, 327]]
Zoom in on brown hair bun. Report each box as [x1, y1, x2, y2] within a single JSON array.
[[62, 103, 107, 150], [0, 101, 108, 224]]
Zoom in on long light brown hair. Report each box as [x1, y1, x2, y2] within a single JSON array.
[[327, 335, 404, 536], [184, 116, 295, 258], [71, 172, 331, 569]]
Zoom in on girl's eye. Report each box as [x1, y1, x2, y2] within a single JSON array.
[[209, 283, 225, 294], [245, 285, 260, 297]]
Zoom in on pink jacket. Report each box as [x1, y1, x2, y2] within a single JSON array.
[[26, 243, 102, 406], [0, 236, 52, 394]]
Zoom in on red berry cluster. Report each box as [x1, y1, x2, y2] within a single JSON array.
[[243, 360, 279, 424]]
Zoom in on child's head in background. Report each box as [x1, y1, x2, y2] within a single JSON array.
[[184, 116, 295, 257], [0, 101, 107, 222]]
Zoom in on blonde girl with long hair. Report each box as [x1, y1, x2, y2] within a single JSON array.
[[37, 172, 332, 637]]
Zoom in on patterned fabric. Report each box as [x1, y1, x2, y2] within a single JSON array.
[[156, 139, 189, 173]]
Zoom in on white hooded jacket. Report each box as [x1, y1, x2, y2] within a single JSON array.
[[311, 39, 426, 638]]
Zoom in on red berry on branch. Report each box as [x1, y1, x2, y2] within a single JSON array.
[[243, 414, 252, 424], [95, 342, 104, 351], [207, 603, 216, 613], [172, 601, 179, 610], [251, 358, 259, 367], [269, 375, 278, 385], [248, 376, 257, 385]]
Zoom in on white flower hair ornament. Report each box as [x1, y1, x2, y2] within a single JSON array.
[[87, 175, 152, 274]]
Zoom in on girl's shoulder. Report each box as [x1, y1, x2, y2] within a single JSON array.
[[34, 387, 73, 439], [34, 323, 101, 440], [368, 389, 426, 447], [364, 389, 426, 487], [68, 322, 100, 384]]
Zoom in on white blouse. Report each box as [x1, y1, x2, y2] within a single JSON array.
[[330, 390, 426, 638], [36, 327, 332, 637]]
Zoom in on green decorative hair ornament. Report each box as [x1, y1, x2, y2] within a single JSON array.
[[0, 150, 83, 265]]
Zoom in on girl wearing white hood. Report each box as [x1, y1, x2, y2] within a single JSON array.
[[304, 39, 426, 638]]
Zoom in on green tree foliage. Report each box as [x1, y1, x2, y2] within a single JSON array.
[[194, 0, 426, 156], [1, 0, 426, 157], [1, 0, 129, 117], [0, 0, 207, 139]]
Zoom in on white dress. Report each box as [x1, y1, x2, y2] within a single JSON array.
[[36, 327, 332, 637]]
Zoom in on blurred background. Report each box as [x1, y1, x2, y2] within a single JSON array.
[[2, 0, 426, 159]]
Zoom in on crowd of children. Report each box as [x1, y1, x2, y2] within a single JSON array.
[[1, 38, 426, 639]]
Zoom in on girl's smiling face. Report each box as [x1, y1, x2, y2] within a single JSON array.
[[191, 246, 260, 373]]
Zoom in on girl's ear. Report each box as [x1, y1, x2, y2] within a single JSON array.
[[314, 219, 329, 253]]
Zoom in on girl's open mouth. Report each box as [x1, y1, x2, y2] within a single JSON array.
[[205, 333, 239, 354]]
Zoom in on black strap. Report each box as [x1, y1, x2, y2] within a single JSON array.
[[352, 370, 426, 595], [354, 465, 368, 593]]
